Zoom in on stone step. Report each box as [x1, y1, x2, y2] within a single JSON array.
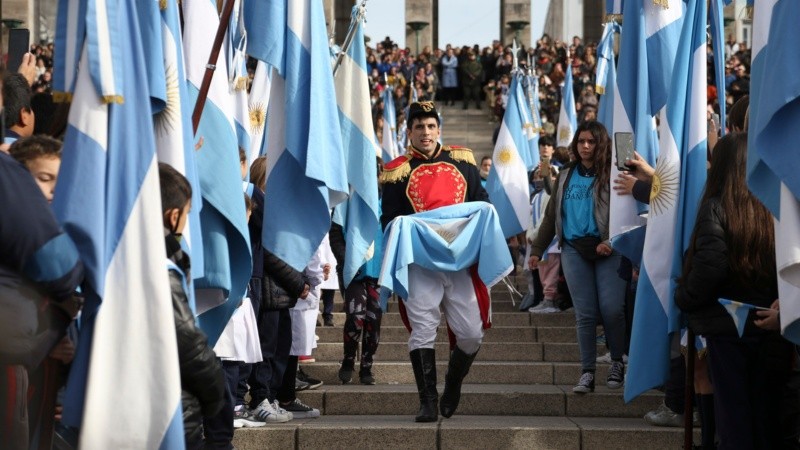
[[312, 342, 543, 362], [320, 311, 533, 328], [315, 325, 535, 344], [324, 298, 544, 313], [232, 416, 695, 449], [299, 356, 619, 385], [288, 385, 661, 418]]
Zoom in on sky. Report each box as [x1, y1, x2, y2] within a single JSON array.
[[363, 0, 551, 50]]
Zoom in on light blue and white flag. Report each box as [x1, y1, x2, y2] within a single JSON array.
[[246, 0, 349, 272], [599, 20, 647, 265], [149, 0, 205, 280], [486, 75, 535, 238], [606, 0, 624, 15], [747, 0, 800, 345], [52, 0, 85, 100], [248, 61, 271, 164], [524, 72, 542, 164], [626, 0, 707, 403], [379, 202, 513, 302], [718, 299, 769, 338], [643, 0, 685, 116], [228, 0, 252, 159], [556, 64, 577, 148], [85, 0, 123, 101], [709, 0, 727, 136], [54, 0, 183, 446], [516, 74, 538, 171], [332, 5, 381, 288], [382, 87, 399, 162], [184, 0, 252, 346]]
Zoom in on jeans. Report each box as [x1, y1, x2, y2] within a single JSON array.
[[321, 289, 335, 320], [248, 308, 292, 408], [559, 244, 627, 372]]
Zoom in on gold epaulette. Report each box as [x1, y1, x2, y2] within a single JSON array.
[[380, 155, 412, 184], [443, 145, 476, 166]]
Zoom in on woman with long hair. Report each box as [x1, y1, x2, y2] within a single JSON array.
[[529, 121, 628, 393], [676, 133, 795, 449]]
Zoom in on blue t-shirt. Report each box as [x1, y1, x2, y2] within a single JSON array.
[[561, 170, 599, 241]]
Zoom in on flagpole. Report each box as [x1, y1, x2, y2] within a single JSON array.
[[332, 0, 368, 76], [684, 328, 696, 450], [191, 0, 236, 135]]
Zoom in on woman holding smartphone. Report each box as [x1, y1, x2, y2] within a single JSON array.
[[529, 121, 628, 393]]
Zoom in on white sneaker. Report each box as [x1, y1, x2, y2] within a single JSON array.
[[596, 352, 629, 364], [252, 399, 292, 423], [529, 299, 559, 314], [233, 406, 265, 428]]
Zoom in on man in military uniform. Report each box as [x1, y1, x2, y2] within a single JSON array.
[[380, 101, 489, 423]]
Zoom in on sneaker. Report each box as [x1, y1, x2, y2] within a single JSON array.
[[297, 368, 323, 390], [233, 406, 265, 428], [338, 359, 354, 384], [644, 402, 684, 427], [298, 355, 315, 364], [324, 316, 334, 327], [295, 377, 310, 391], [252, 399, 292, 423], [529, 299, 559, 314], [607, 361, 625, 389], [280, 398, 320, 419], [359, 368, 376, 385], [573, 372, 595, 394], [596, 352, 629, 364]]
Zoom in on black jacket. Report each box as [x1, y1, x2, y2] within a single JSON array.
[[166, 233, 224, 447], [262, 249, 307, 310], [675, 198, 777, 337]]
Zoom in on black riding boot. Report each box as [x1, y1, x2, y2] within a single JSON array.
[[440, 346, 478, 418], [409, 348, 438, 422]]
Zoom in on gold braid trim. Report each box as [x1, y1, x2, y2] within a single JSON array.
[[380, 157, 411, 184], [52, 91, 73, 103], [159, 0, 167, 10], [102, 95, 125, 104], [443, 146, 476, 166]]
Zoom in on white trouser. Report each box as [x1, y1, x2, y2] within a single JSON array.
[[404, 264, 483, 354]]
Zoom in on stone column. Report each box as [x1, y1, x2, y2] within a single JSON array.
[[582, 0, 604, 44], [405, 0, 433, 55], [500, 0, 531, 47]]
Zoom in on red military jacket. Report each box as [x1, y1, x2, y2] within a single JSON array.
[[380, 144, 489, 229]]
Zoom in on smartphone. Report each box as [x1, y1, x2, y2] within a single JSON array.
[[708, 113, 720, 133], [614, 132, 635, 171], [6, 28, 31, 73]]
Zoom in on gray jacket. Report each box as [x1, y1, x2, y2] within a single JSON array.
[[530, 164, 610, 258]]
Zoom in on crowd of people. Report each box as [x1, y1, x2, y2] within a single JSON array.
[[1, 26, 786, 450]]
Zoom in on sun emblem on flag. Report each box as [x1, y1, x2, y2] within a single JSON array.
[[497, 147, 515, 165], [649, 156, 679, 216], [155, 62, 179, 137], [249, 102, 266, 134], [558, 126, 572, 143]]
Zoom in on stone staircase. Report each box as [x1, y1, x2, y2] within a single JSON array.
[[438, 103, 497, 162], [232, 276, 697, 449]]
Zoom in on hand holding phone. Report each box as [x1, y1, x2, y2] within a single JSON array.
[[614, 132, 635, 171], [6, 28, 31, 74]]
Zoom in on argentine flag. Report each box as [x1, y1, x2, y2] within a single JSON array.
[[246, 0, 349, 272], [52, 0, 84, 100], [382, 87, 399, 162], [54, 0, 183, 447], [332, 4, 381, 287], [524, 72, 542, 164], [556, 64, 577, 148], [486, 75, 535, 238], [625, 0, 707, 402], [184, 0, 252, 346], [709, 0, 727, 136], [248, 61, 271, 164], [146, 0, 205, 281], [598, 20, 647, 265], [606, 0, 623, 15], [746, 0, 800, 344], [643, 0, 684, 115]]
